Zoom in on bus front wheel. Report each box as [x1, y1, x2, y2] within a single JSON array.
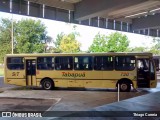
[[42, 79, 54, 90], [119, 82, 131, 92]]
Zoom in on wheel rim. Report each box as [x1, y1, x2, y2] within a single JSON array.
[[120, 83, 128, 91], [44, 81, 51, 89]]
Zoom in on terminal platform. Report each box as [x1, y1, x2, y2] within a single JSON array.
[[53, 91, 160, 120]]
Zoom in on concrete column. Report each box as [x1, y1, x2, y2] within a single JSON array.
[[27, 1, 30, 15], [9, 0, 12, 12], [148, 29, 150, 36], [43, 4, 45, 18], [89, 18, 91, 26], [121, 21, 123, 31], [68, 10, 71, 22], [98, 17, 100, 27], [106, 18, 108, 28], [127, 23, 129, 32], [114, 20, 116, 30], [138, 30, 140, 34], [157, 29, 159, 37], [143, 29, 145, 35]]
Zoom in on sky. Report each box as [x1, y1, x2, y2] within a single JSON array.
[[0, 11, 154, 51]]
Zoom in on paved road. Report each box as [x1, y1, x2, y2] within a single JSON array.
[[0, 76, 6, 87], [0, 76, 160, 120], [0, 77, 16, 89], [0, 76, 160, 111], [1, 76, 160, 111], [0, 77, 4, 86]]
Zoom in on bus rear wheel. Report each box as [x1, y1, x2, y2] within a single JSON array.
[[42, 79, 54, 90], [119, 82, 131, 92]]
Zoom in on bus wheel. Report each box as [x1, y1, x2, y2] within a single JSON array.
[[119, 82, 131, 92], [42, 79, 54, 90]]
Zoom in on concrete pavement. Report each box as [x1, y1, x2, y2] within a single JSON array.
[[50, 91, 160, 120], [0, 76, 160, 120]]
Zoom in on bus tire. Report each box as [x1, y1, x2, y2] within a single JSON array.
[[119, 82, 131, 92], [42, 78, 54, 90]]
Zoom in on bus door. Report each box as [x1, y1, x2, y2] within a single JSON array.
[[26, 60, 36, 86], [153, 58, 159, 71], [137, 58, 150, 88]]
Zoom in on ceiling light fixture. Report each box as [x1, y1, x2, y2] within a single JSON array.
[[125, 11, 147, 18], [150, 8, 160, 12], [125, 7, 160, 18]]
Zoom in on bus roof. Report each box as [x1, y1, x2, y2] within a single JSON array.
[[5, 52, 153, 57]]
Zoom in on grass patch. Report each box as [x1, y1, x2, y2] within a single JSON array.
[[0, 67, 4, 76]]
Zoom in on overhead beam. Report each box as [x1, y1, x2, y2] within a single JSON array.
[[132, 13, 160, 30], [26, 0, 74, 10], [108, 1, 160, 19], [75, 0, 147, 20]]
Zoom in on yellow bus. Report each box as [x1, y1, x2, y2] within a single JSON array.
[[4, 52, 157, 92]]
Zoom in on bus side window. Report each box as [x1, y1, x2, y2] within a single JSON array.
[[83, 64, 87, 70], [37, 57, 54, 70], [46, 64, 54, 69], [74, 56, 92, 70], [103, 56, 113, 70], [55, 64, 61, 70], [79, 63, 84, 70], [55, 56, 73, 70], [74, 63, 78, 69], [76, 64, 79, 69], [115, 56, 135, 71], [7, 57, 24, 70]]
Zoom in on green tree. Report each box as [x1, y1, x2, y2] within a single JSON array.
[[0, 18, 13, 63], [149, 47, 160, 55], [59, 33, 81, 53], [129, 46, 147, 52], [149, 37, 160, 55], [106, 32, 129, 52], [53, 25, 80, 53], [15, 19, 47, 53], [55, 32, 64, 48], [89, 32, 129, 52], [88, 33, 108, 52], [53, 32, 65, 52]]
